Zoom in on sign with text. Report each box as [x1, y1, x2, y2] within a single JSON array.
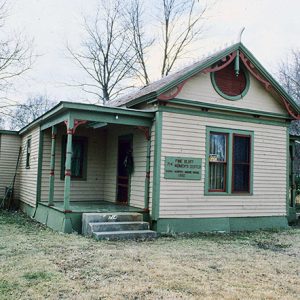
[[164, 157, 202, 180]]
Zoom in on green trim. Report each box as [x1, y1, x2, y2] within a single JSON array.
[[36, 129, 44, 205], [0, 129, 18, 135], [210, 65, 250, 101], [168, 98, 290, 120], [63, 114, 74, 211], [70, 110, 152, 127], [21, 101, 155, 134], [40, 113, 69, 131], [34, 203, 82, 233], [152, 110, 163, 220], [144, 129, 151, 210], [154, 216, 289, 233], [160, 105, 288, 127], [205, 126, 254, 196], [48, 126, 57, 206], [287, 129, 290, 217], [19, 201, 36, 218]]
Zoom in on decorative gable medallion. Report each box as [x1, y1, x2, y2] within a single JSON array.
[[211, 61, 250, 101]]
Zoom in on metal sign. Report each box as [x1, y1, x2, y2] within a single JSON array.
[[164, 156, 202, 180]]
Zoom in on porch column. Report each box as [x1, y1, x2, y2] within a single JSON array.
[[48, 126, 57, 206], [63, 116, 74, 212]]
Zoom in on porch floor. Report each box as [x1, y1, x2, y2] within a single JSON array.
[[39, 201, 145, 213]]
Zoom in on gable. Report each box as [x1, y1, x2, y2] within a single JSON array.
[[176, 70, 288, 115]]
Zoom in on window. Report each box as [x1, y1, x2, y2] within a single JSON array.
[[206, 128, 253, 194], [26, 138, 31, 168], [211, 61, 250, 101], [61, 136, 87, 180]]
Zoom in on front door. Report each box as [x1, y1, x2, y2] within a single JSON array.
[[116, 135, 133, 203]]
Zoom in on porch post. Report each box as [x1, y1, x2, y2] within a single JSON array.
[[63, 115, 74, 212], [48, 126, 57, 206]]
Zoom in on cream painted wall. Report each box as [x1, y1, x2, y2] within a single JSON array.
[[159, 111, 287, 218], [177, 72, 287, 115]]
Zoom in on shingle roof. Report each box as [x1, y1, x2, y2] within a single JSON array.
[[109, 42, 300, 117], [109, 43, 239, 107]]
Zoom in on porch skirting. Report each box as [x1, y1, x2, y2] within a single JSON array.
[[20, 201, 289, 234], [19, 201, 147, 233], [153, 216, 289, 233]]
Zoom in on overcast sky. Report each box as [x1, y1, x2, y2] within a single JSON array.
[[4, 0, 300, 104]]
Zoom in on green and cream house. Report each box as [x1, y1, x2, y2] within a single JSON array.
[[1, 43, 299, 233]]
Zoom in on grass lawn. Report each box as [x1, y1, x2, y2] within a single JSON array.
[[0, 211, 300, 299]]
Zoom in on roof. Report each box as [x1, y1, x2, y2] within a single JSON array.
[[19, 101, 155, 135], [109, 43, 300, 115], [0, 130, 19, 135]]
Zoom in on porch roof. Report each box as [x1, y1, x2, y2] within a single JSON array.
[[19, 101, 156, 134]]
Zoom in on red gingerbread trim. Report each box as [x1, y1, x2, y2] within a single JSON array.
[[50, 170, 54, 176], [65, 169, 71, 176], [239, 52, 271, 91], [136, 126, 150, 140], [240, 52, 300, 119], [202, 51, 237, 74], [157, 81, 187, 101], [64, 119, 87, 134]]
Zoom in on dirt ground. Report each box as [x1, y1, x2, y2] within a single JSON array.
[[0, 211, 300, 300]]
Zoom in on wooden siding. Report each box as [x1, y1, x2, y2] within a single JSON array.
[[19, 126, 40, 206], [177, 72, 287, 115], [40, 125, 106, 202], [159, 111, 287, 218], [104, 125, 147, 208], [0, 134, 21, 200]]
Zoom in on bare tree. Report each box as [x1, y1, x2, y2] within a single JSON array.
[[159, 0, 207, 77], [279, 49, 300, 103], [70, 0, 209, 101], [0, 1, 33, 92], [67, 0, 137, 104], [125, 0, 154, 85], [7, 96, 57, 130]]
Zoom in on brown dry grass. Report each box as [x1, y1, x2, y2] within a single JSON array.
[[0, 211, 300, 299]]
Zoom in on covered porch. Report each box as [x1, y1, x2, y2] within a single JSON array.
[[34, 102, 155, 233]]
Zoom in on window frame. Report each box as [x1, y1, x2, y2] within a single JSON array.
[[25, 137, 31, 169], [60, 135, 88, 181], [205, 127, 254, 196], [208, 132, 228, 193]]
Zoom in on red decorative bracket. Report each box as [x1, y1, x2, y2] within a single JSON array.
[[64, 119, 87, 134], [239, 52, 272, 91], [240, 52, 300, 119], [136, 126, 150, 140], [157, 81, 187, 101], [202, 51, 237, 74], [65, 169, 71, 177]]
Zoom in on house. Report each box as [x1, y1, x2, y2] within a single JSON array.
[[1, 42, 299, 234]]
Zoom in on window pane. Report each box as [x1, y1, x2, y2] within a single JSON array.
[[233, 164, 250, 192], [209, 133, 226, 162], [233, 135, 251, 192], [233, 136, 250, 163], [71, 142, 84, 177], [209, 163, 226, 191]]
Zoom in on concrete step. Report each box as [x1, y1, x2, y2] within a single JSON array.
[[89, 221, 149, 232], [82, 212, 143, 235], [93, 230, 157, 241]]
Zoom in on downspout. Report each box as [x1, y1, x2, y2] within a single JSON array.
[[144, 128, 151, 212]]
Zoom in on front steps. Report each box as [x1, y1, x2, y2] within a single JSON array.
[[82, 212, 157, 240]]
